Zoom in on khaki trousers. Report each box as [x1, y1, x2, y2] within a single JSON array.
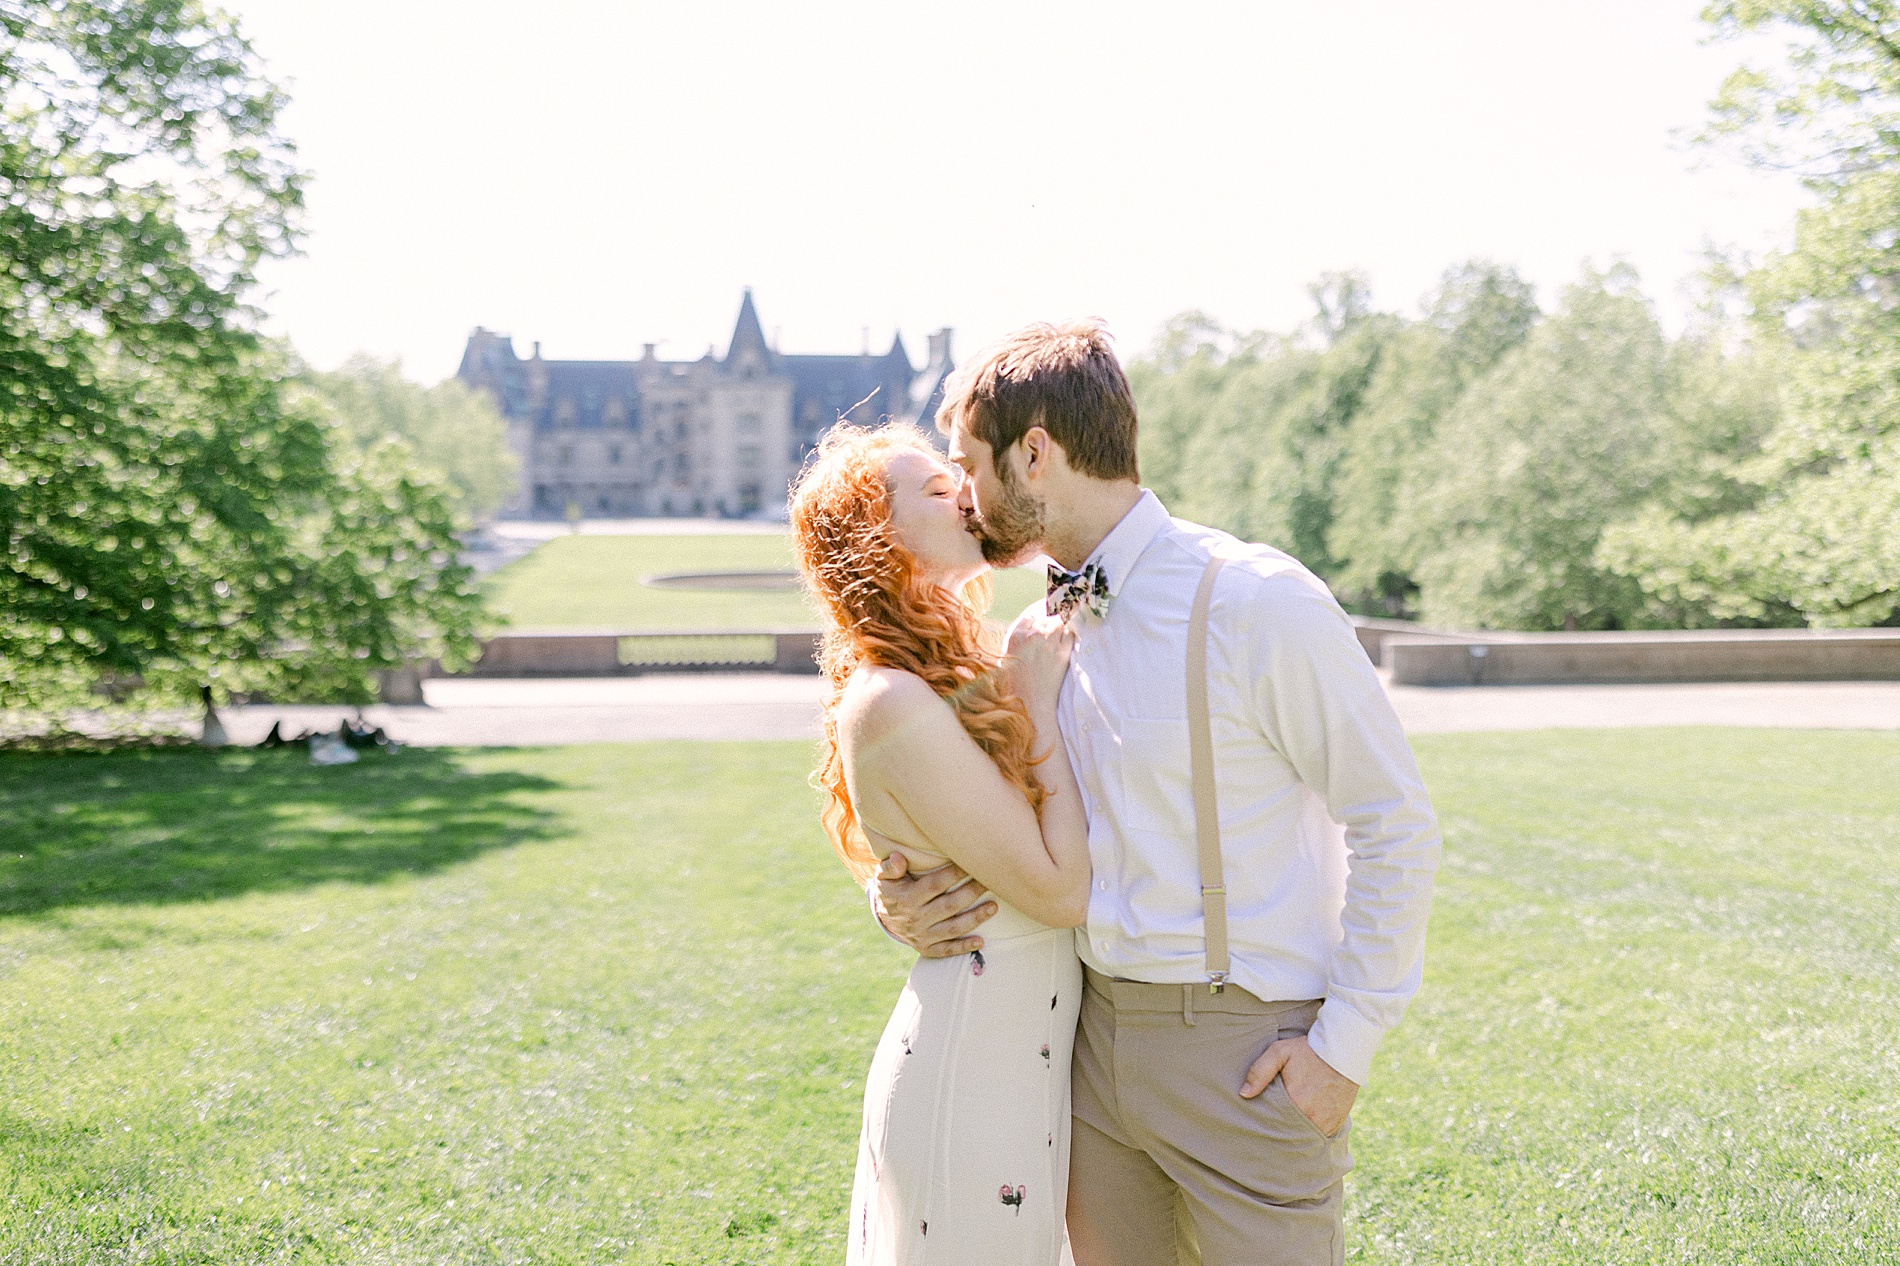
[[1067, 968, 1351, 1266]]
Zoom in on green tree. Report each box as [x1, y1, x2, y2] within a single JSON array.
[[1328, 261, 1539, 613], [1595, 302, 1794, 627], [0, 1, 482, 708], [1702, 0, 1900, 185], [310, 355, 518, 520], [1304, 269, 1375, 345], [1129, 311, 1249, 509], [1605, 1, 1900, 626], [1404, 266, 1672, 630], [1131, 283, 1397, 578]]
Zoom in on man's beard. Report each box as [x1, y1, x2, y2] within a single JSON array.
[[967, 465, 1045, 568]]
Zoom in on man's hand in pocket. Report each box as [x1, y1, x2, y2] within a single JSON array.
[[1239, 1034, 1358, 1137]]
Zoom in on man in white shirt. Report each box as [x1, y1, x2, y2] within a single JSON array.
[[873, 320, 1440, 1265]]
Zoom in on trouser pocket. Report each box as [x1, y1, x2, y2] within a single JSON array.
[[1120, 1009, 1352, 1207]]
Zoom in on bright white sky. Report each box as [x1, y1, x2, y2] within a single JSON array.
[[228, 0, 1806, 383]]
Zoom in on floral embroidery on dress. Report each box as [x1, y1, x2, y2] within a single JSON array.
[[970, 950, 986, 977], [1040, 1044, 1050, 1061], [999, 1184, 1026, 1214]]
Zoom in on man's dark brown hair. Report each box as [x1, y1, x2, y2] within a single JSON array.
[[937, 319, 1139, 481]]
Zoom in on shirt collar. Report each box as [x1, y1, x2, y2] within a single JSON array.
[[1081, 489, 1170, 598]]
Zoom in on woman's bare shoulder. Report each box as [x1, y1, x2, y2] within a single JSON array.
[[838, 666, 952, 746]]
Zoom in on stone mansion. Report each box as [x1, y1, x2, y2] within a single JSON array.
[[456, 291, 955, 519]]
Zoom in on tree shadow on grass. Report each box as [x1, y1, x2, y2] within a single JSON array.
[[0, 747, 561, 916]]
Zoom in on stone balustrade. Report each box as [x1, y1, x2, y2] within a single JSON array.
[[462, 629, 822, 677]]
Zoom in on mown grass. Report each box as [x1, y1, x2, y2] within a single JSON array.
[[483, 534, 1047, 631], [1, 730, 1895, 1264], [0, 743, 885, 1265], [1356, 729, 1900, 1264]]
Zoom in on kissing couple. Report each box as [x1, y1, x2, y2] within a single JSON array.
[[788, 321, 1441, 1266]]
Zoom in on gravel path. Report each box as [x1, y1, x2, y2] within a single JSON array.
[[198, 673, 1900, 747]]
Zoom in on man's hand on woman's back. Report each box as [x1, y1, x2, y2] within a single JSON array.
[[871, 851, 999, 958]]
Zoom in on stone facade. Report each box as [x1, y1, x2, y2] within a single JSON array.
[[456, 291, 955, 519]]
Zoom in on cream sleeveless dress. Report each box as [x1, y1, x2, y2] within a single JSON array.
[[847, 887, 1083, 1266]]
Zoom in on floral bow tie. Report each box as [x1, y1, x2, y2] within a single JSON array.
[[1047, 561, 1111, 620]]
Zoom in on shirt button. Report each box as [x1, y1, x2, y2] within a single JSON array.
[[1097, 879, 1108, 891]]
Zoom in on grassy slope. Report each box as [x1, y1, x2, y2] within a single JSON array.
[[1, 730, 1895, 1264], [483, 534, 1048, 631]]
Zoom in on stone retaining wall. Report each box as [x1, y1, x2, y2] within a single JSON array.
[[1349, 618, 1516, 666], [409, 622, 1900, 697], [1384, 627, 1900, 686]]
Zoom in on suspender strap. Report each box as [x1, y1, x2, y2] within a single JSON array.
[[1187, 555, 1229, 994]]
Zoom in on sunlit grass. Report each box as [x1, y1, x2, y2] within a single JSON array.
[[483, 533, 1048, 632], [1, 730, 1893, 1263], [1354, 729, 1900, 1264], [482, 534, 810, 631]]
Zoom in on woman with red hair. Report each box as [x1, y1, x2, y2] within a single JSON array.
[[792, 422, 1091, 1265]]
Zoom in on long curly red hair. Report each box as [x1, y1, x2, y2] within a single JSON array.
[[790, 422, 1047, 886]]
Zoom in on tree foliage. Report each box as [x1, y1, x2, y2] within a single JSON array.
[[1134, 6, 1900, 632], [1404, 267, 1675, 630], [1701, 0, 1900, 185], [1601, 1, 1900, 626], [0, 2, 483, 707], [1132, 262, 1786, 631], [310, 355, 518, 521], [1328, 262, 1540, 612], [1132, 287, 1396, 581]]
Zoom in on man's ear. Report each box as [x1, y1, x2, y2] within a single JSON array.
[[1020, 425, 1055, 482]]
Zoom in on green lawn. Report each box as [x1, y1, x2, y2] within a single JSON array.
[[484, 534, 1048, 631], [1, 730, 1896, 1264]]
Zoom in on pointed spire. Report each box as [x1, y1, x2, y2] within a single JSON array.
[[726, 288, 771, 371]]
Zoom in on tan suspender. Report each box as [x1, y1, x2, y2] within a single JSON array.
[[1187, 555, 1229, 994]]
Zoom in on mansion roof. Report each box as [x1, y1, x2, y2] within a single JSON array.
[[457, 290, 955, 444]]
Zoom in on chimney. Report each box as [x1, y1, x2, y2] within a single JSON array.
[[642, 343, 657, 361], [525, 343, 548, 408], [927, 328, 953, 367], [532, 341, 543, 360]]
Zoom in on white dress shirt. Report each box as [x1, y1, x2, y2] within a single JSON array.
[[1053, 491, 1440, 1087]]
